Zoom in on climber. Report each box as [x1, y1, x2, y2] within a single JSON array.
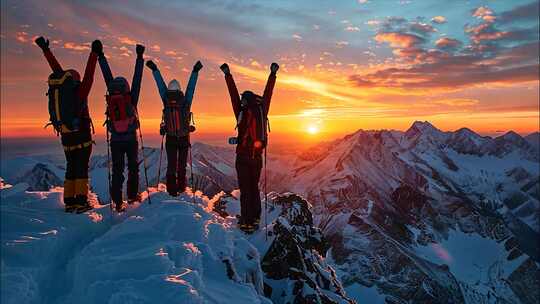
[[220, 62, 279, 233], [35, 36, 100, 213], [145, 60, 203, 196], [97, 43, 145, 212]]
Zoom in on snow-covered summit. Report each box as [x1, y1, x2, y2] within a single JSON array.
[[1, 181, 355, 304]]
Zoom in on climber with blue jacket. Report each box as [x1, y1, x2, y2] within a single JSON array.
[[146, 60, 203, 196]]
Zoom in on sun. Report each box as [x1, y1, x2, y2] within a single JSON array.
[[307, 125, 319, 135]]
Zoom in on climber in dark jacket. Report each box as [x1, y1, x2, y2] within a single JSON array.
[[220, 62, 278, 233], [97, 43, 145, 212], [35, 36, 100, 213], [145, 60, 203, 196]]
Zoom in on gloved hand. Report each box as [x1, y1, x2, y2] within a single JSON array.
[[91, 40, 103, 56], [193, 60, 203, 72], [146, 60, 157, 71], [35, 36, 49, 50], [220, 63, 230, 75], [270, 62, 279, 73], [136, 44, 145, 57]]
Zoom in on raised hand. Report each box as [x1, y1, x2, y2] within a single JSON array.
[[145, 60, 157, 71], [35, 36, 49, 50], [136, 44, 145, 56], [220, 63, 230, 75], [270, 62, 279, 73], [91, 40, 103, 56], [193, 60, 203, 72]]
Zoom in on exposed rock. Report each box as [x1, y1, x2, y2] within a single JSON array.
[[261, 194, 356, 304]]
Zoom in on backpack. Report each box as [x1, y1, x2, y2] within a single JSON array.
[[105, 78, 138, 134], [47, 71, 82, 134], [235, 93, 268, 149], [161, 90, 194, 137]]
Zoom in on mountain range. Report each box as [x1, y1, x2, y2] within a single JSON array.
[[1, 121, 538, 303]]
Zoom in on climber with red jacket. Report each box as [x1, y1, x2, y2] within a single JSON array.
[[97, 43, 145, 212], [220, 62, 278, 233], [145, 60, 203, 196], [35, 36, 100, 213]]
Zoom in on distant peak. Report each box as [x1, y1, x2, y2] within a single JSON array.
[[407, 121, 440, 134], [455, 127, 480, 137], [501, 130, 523, 141]]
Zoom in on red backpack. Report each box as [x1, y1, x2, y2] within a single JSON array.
[[161, 90, 193, 137], [236, 93, 268, 150], [105, 77, 138, 134]]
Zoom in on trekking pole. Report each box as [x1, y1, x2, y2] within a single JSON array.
[[189, 140, 195, 204], [156, 134, 165, 190], [137, 121, 152, 205], [264, 147, 268, 241], [106, 127, 113, 219]]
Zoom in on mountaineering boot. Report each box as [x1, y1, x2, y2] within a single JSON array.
[[73, 195, 93, 214], [240, 223, 256, 234], [115, 202, 127, 213], [127, 193, 141, 205], [74, 204, 93, 214], [64, 197, 77, 213], [167, 174, 178, 196]]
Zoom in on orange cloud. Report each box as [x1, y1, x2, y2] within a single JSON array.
[[375, 32, 424, 48], [435, 37, 462, 49], [118, 36, 137, 45], [431, 16, 446, 24], [63, 42, 90, 51]]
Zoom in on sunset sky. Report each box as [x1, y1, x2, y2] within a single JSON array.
[[1, 0, 539, 142]]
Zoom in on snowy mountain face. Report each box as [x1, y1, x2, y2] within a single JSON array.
[[1, 142, 238, 201], [276, 121, 540, 304]]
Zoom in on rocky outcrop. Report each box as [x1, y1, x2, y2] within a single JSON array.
[[262, 193, 355, 304]]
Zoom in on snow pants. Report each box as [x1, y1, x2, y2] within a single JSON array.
[[63, 143, 92, 206], [110, 140, 139, 205], [165, 135, 190, 195], [235, 154, 262, 225]]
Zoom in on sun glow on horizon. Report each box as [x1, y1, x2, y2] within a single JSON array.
[[307, 124, 320, 135]]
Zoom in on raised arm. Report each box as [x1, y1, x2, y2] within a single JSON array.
[[185, 61, 203, 109], [98, 54, 114, 89], [220, 63, 241, 119], [262, 63, 279, 116], [35, 37, 63, 73], [130, 44, 145, 106], [146, 60, 167, 105], [77, 40, 100, 100]]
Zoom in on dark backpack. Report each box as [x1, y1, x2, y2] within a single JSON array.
[[236, 93, 268, 149], [47, 71, 82, 134], [105, 78, 138, 134], [161, 90, 194, 137]]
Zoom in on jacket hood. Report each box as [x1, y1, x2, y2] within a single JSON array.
[[110, 76, 131, 94], [66, 69, 81, 81], [167, 79, 182, 92]]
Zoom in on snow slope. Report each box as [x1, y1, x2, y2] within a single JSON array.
[[1, 182, 356, 304], [1, 183, 270, 304]]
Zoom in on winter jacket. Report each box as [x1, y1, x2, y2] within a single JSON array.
[[98, 54, 144, 142], [151, 68, 199, 137], [42, 48, 98, 147], [151, 69, 199, 108], [226, 72, 276, 157]]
